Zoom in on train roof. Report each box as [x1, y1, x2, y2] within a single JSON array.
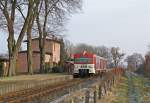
[[74, 52, 107, 60], [96, 56, 107, 60], [74, 52, 94, 56]]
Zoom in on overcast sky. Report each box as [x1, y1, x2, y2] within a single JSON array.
[[66, 0, 150, 55], [0, 0, 150, 56]]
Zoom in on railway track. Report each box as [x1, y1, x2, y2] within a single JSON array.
[[0, 76, 100, 103]]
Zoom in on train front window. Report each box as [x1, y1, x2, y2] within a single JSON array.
[[74, 58, 92, 63]]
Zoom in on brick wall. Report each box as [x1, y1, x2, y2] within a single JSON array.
[[16, 38, 61, 74], [32, 39, 60, 64], [16, 52, 41, 73]]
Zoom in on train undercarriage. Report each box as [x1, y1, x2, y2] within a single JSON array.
[[73, 69, 105, 78]]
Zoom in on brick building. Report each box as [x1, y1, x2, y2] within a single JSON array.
[[16, 37, 61, 74]]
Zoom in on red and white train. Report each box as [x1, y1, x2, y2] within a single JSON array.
[[73, 52, 107, 77]]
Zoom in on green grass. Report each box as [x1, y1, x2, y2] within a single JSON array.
[[130, 75, 150, 103], [113, 76, 129, 103]]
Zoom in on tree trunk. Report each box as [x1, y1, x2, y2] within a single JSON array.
[[39, 32, 42, 73], [27, 1, 40, 74], [8, 36, 17, 76], [7, 23, 16, 76], [41, 46, 46, 73], [27, 25, 33, 75], [39, 47, 44, 73], [39, 35, 45, 73], [39, 37, 46, 73], [7, 2, 34, 76], [36, 13, 43, 73], [2, 0, 39, 76], [36, 0, 48, 73], [8, 54, 17, 76], [27, 13, 35, 75]]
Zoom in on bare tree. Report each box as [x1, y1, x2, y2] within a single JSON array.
[[74, 43, 95, 53], [0, 0, 39, 76], [17, 1, 41, 75], [125, 53, 144, 71], [64, 39, 74, 60], [111, 47, 125, 68], [144, 52, 150, 77], [36, 0, 82, 73], [26, 1, 40, 75], [94, 46, 112, 67], [94, 46, 111, 57]]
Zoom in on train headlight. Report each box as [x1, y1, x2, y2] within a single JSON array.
[[88, 65, 94, 68], [89, 69, 91, 72], [88, 65, 92, 68], [75, 65, 79, 68], [74, 69, 79, 73]]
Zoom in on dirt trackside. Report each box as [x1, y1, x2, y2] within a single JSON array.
[[98, 76, 129, 103], [98, 72, 150, 103], [0, 73, 72, 95]]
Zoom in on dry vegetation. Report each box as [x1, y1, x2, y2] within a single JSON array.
[[98, 73, 150, 103], [98, 76, 129, 103], [0, 73, 70, 82], [0, 73, 73, 95]]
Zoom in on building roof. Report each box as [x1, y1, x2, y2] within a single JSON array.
[[19, 50, 53, 55], [23, 36, 62, 44], [65, 61, 74, 64], [0, 54, 9, 61]]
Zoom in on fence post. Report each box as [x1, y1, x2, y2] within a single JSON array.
[[109, 80, 112, 91], [98, 85, 102, 99], [70, 98, 74, 103], [85, 90, 90, 103], [107, 80, 110, 91], [103, 82, 107, 95], [94, 90, 97, 103], [113, 76, 115, 86], [110, 79, 113, 91]]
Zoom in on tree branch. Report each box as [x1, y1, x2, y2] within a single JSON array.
[[16, 5, 26, 20]]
